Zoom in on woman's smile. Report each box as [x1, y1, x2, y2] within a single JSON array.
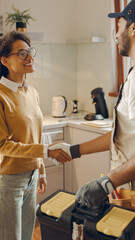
[[24, 61, 34, 68]]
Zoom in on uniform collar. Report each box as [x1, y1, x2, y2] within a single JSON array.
[[0, 76, 28, 93]]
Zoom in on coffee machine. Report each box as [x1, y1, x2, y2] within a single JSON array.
[[84, 87, 109, 121]]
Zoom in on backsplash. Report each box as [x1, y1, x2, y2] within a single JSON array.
[[28, 41, 114, 118], [77, 42, 111, 115], [28, 43, 77, 116]]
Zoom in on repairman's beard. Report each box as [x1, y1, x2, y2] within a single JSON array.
[[120, 31, 130, 57]]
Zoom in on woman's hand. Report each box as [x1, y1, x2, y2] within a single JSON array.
[[37, 177, 47, 194]]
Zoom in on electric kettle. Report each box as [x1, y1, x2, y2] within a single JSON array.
[[52, 96, 67, 117]]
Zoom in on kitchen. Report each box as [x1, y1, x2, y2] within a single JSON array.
[[1, 0, 133, 240], [1, 0, 113, 195], [1, 0, 114, 117]]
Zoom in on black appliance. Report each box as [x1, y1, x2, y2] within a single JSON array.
[[84, 88, 109, 121], [72, 100, 79, 114], [36, 190, 135, 240]]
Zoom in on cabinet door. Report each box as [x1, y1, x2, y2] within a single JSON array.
[[37, 165, 63, 203], [64, 127, 110, 193]]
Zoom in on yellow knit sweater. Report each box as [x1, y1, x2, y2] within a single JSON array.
[[0, 82, 45, 175]]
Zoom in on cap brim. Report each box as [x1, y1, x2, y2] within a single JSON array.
[[108, 12, 123, 18]]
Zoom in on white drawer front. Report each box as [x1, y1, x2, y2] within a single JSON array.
[[50, 130, 63, 141]]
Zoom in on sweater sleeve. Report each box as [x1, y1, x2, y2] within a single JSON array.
[[0, 102, 44, 159]]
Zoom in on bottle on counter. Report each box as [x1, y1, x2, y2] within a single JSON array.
[[72, 100, 79, 114]]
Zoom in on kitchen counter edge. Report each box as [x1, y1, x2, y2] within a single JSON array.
[[42, 117, 112, 134]]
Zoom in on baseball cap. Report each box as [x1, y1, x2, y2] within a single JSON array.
[[108, 0, 135, 23]]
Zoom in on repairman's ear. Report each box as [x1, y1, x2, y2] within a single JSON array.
[[131, 23, 135, 36]]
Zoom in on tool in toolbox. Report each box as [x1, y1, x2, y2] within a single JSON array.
[[36, 189, 135, 240]]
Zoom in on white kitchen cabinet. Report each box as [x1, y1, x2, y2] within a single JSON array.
[[64, 126, 110, 193], [37, 127, 64, 203], [37, 164, 63, 203], [37, 119, 111, 202]]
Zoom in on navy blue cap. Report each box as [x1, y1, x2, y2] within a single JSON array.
[[108, 0, 135, 23]]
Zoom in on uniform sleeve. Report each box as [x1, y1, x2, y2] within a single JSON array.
[[128, 70, 135, 120]]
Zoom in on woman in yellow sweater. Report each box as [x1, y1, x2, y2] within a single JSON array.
[[0, 31, 72, 240]]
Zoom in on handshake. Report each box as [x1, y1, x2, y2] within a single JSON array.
[[48, 142, 81, 165], [47, 142, 115, 210]]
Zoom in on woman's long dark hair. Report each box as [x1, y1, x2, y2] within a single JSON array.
[[0, 31, 31, 78]]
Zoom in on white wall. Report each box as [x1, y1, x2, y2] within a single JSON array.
[[28, 43, 77, 115], [2, 0, 111, 43], [2, 0, 78, 115], [77, 43, 110, 114], [1, 0, 114, 117], [76, 0, 113, 116], [2, 0, 76, 43], [76, 0, 111, 41]]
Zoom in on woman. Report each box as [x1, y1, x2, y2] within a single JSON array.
[[0, 31, 72, 240]]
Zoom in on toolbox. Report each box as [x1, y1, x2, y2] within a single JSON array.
[[36, 189, 135, 240]]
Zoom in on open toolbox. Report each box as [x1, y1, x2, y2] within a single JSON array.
[[36, 189, 135, 240]]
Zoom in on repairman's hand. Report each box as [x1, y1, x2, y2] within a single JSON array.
[[48, 142, 72, 164], [76, 175, 115, 209], [48, 142, 81, 165]]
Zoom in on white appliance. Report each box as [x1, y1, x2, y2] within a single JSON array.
[[52, 96, 67, 117]]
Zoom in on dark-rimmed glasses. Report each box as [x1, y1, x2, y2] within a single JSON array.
[[7, 47, 36, 60]]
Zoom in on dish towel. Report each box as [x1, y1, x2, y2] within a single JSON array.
[[42, 133, 60, 165]]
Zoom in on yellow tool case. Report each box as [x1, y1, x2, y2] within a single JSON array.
[[36, 189, 135, 240]]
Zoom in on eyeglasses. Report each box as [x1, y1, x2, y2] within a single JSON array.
[[7, 47, 36, 60]]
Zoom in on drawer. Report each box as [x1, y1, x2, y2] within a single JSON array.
[[50, 130, 63, 141], [42, 128, 63, 141]]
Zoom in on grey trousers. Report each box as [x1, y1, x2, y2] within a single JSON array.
[[0, 169, 38, 240]]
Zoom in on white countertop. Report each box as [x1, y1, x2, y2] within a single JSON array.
[[43, 115, 112, 134]]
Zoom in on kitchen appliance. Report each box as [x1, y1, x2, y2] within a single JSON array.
[[52, 96, 67, 118], [72, 100, 79, 114], [37, 190, 135, 240], [84, 88, 109, 121]]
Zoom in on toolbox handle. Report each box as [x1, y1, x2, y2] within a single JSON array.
[[73, 201, 105, 217]]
